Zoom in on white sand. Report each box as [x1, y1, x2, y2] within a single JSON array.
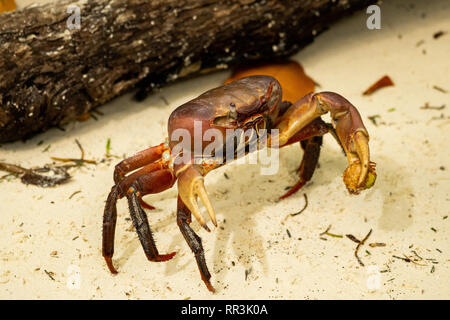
[[0, 0, 449, 299]]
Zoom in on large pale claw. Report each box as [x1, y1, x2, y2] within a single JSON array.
[[344, 131, 376, 194], [353, 131, 370, 186], [177, 165, 217, 231]]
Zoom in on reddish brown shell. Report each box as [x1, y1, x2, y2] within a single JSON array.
[[225, 60, 315, 103], [168, 75, 281, 149]]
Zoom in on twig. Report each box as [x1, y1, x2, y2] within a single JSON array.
[[325, 232, 343, 238], [432, 85, 447, 93], [319, 225, 332, 236], [408, 257, 427, 266], [392, 255, 410, 262], [68, 190, 81, 200], [420, 102, 446, 110], [0, 162, 28, 175], [394, 253, 428, 266], [51, 139, 96, 165], [354, 229, 372, 266], [319, 225, 343, 238], [346, 234, 360, 244], [44, 269, 55, 281], [369, 242, 386, 247], [433, 31, 447, 39], [50, 157, 96, 165], [290, 193, 308, 216], [75, 139, 85, 160], [411, 250, 423, 260]]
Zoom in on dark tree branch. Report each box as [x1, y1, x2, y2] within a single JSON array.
[[0, 0, 375, 143]]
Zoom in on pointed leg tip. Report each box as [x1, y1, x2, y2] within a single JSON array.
[[279, 189, 294, 200], [139, 198, 156, 210], [167, 251, 177, 259], [153, 251, 177, 262], [202, 224, 211, 232], [279, 193, 290, 200], [279, 180, 306, 200], [105, 257, 118, 274], [205, 281, 216, 293]]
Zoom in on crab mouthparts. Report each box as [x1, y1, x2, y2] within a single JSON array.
[[242, 114, 265, 131], [234, 115, 267, 152]]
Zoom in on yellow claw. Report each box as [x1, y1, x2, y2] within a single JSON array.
[[177, 165, 217, 231], [194, 179, 218, 227], [353, 131, 370, 187]]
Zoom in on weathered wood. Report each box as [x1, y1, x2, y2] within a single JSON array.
[[0, 0, 375, 143]]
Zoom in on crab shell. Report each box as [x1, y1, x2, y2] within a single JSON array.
[[167, 75, 282, 156]]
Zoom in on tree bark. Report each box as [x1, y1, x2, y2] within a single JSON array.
[[0, 0, 375, 143]]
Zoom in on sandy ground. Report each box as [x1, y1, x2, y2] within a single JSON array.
[[0, 0, 449, 300]]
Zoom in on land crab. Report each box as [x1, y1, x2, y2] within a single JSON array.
[[102, 75, 377, 292]]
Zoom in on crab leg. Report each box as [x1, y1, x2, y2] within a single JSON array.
[[176, 164, 217, 231], [113, 143, 167, 184], [177, 196, 215, 292], [280, 136, 323, 199], [103, 161, 170, 272], [116, 161, 168, 209], [273, 92, 375, 193], [102, 186, 120, 273], [127, 176, 177, 263], [265, 117, 328, 199], [102, 167, 176, 274]]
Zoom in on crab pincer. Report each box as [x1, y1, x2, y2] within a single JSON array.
[[310, 92, 377, 193], [177, 163, 218, 231]]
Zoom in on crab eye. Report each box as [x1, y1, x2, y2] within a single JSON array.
[[229, 103, 238, 119]]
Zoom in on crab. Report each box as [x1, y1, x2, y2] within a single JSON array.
[[102, 75, 376, 292]]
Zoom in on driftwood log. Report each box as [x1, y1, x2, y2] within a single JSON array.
[[0, 0, 375, 143]]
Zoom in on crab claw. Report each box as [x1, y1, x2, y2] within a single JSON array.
[[177, 165, 217, 231], [344, 131, 377, 194]]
